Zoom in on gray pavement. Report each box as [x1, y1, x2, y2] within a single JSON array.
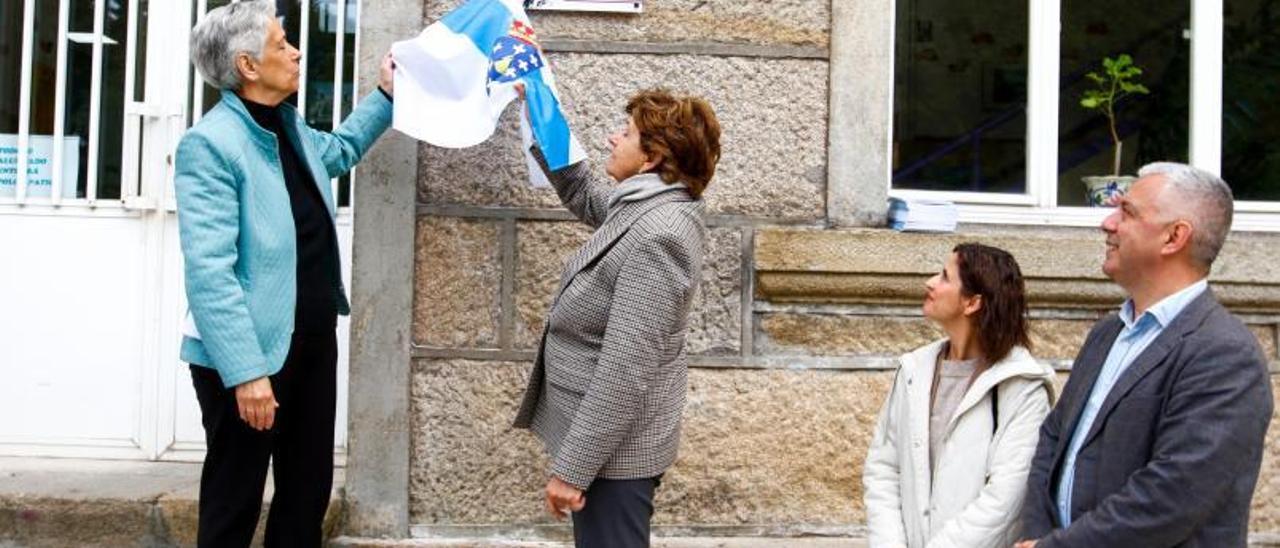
[[0, 456, 343, 547]]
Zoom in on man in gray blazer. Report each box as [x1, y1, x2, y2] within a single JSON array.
[[1018, 163, 1273, 547]]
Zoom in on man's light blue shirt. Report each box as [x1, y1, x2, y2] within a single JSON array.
[[1056, 278, 1209, 527]]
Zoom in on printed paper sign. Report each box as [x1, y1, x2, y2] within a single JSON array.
[[0, 134, 81, 199]]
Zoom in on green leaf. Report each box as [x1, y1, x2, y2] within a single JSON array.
[[1080, 53, 1148, 110]]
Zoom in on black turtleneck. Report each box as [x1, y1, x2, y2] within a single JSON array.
[[243, 97, 339, 334]]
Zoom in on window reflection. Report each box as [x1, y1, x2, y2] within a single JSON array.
[[892, 0, 1029, 194], [1, 2, 24, 139], [0, 0, 136, 201], [297, 0, 356, 207], [0, 3, 23, 198], [1057, 3, 1190, 206], [200, 0, 233, 115], [1221, 0, 1280, 202]]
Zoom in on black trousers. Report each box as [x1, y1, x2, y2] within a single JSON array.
[[190, 330, 338, 548], [571, 477, 661, 548]]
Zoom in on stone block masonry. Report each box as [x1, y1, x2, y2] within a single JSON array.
[[342, 0, 1280, 542]]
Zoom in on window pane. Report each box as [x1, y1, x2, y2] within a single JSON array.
[[338, 1, 355, 208], [96, 0, 137, 200], [1, 0, 73, 200], [1, 2, 25, 198], [304, 0, 337, 133], [32, 0, 61, 137], [281, 0, 302, 107], [134, 0, 148, 103], [299, 0, 357, 207], [1057, 2, 1190, 206], [63, 0, 99, 199], [1, 2, 22, 136], [198, 0, 234, 116], [892, 0, 1029, 194], [1221, 0, 1280, 202]]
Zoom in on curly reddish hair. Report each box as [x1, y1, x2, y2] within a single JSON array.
[[625, 89, 721, 199]]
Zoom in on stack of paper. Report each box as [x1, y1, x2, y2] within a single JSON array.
[[887, 198, 958, 232]]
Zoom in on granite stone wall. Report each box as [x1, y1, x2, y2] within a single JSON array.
[[403, 0, 1280, 540]]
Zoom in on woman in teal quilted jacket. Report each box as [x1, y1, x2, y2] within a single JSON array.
[[175, 2, 394, 545]]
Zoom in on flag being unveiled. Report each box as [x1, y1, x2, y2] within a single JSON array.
[[391, 0, 585, 185]]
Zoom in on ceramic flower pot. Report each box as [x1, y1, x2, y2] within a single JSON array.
[[1082, 175, 1136, 207]]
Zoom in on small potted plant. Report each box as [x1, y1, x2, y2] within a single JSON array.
[[1080, 54, 1149, 206]]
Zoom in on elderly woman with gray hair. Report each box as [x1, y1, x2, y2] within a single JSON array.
[[175, 1, 394, 545]]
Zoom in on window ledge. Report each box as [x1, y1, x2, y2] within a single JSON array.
[[949, 204, 1280, 232], [754, 226, 1280, 314]]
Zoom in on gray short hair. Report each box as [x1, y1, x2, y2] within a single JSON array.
[[1137, 162, 1235, 270], [190, 1, 277, 90]]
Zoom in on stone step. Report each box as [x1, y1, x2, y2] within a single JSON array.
[[0, 457, 343, 547], [331, 538, 864, 547]]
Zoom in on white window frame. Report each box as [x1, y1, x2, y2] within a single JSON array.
[[888, 0, 1280, 232]]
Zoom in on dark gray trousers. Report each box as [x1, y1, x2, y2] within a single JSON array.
[[571, 477, 660, 548]]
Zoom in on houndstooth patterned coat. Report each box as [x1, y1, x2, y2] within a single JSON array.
[[513, 154, 706, 490]]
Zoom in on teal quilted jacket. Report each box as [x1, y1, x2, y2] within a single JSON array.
[[175, 89, 391, 387]]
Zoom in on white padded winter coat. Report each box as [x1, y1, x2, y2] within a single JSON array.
[[863, 339, 1057, 548]]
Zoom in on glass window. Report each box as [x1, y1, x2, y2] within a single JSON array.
[[1, 3, 23, 136], [0, 2, 23, 199], [338, 2, 356, 209], [1221, 0, 1280, 202], [194, 0, 358, 208], [63, 1, 96, 198], [1, 0, 65, 200], [1056, 2, 1190, 206], [53, 0, 140, 200], [2, 0, 146, 202], [96, 0, 139, 200], [297, 0, 357, 207], [198, 0, 233, 116], [892, 0, 1029, 194], [887, 0, 1280, 222]]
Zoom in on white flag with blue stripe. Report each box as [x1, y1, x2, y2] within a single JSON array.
[[390, 0, 586, 186]]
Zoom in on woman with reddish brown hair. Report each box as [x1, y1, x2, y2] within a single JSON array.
[[512, 87, 719, 548], [864, 243, 1057, 548]]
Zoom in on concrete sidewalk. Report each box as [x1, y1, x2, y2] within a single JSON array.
[[4, 457, 1275, 547], [0, 457, 866, 547], [0, 457, 865, 547], [0, 456, 343, 547], [4, 457, 1278, 547]]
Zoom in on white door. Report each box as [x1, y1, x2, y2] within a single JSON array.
[[0, 0, 361, 462]]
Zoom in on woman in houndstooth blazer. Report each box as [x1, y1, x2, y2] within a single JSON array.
[[513, 88, 721, 548]]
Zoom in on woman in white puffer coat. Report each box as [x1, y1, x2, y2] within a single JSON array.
[[863, 243, 1057, 548]]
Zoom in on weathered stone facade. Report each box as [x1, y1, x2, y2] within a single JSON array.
[[347, 0, 1280, 541]]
